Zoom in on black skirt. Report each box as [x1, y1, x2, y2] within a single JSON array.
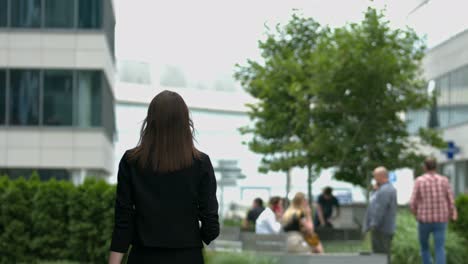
[[127, 246, 204, 264]]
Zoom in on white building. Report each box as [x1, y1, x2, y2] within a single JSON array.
[[0, 0, 116, 184], [407, 29, 468, 195]]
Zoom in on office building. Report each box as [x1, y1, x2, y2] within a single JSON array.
[[0, 0, 116, 183], [407, 29, 468, 195]]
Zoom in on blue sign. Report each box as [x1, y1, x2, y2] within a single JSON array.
[[442, 141, 460, 160]]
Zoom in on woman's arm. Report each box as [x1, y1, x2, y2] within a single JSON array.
[[302, 205, 314, 233], [198, 155, 220, 244], [109, 153, 135, 262]]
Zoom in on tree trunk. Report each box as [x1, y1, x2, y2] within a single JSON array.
[[365, 170, 372, 204], [285, 169, 291, 199], [307, 165, 313, 208]]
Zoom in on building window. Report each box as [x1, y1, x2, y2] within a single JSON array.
[[102, 77, 116, 139], [9, 70, 40, 125], [0, 0, 7, 27], [44, 0, 75, 28], [0, 70, 5, 124], [76, 71, 101, 127], [11, 0, 42, 28], [78, 0, 102, 28], [43, 70, 73, 126]]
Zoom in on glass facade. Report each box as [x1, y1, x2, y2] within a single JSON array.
[[43, 70, 73, 126], [0, 0, 7, 27], [0, 69, 115, 139], [45, 0, 74, 28], [0, 0, 114, 58], [440, 161, 468, 196], [407, 65, 468, 133], [9, 70, 40, 126], [76, 71, 101, 127], [11, 0, 41, 28], [78, 0, 102, 28], [0, 70, 5, 124]]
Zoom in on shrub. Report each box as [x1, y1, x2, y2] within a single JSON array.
[[0, 176, 10, 261], [392, 211, 468, 264], [0, 176, 116, 263], [30, 179, 73, 260], [0, 177, 35, 263], [451, 194, 468, 241], [67, 179, 115, 263]]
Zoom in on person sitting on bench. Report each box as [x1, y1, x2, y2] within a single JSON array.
[[255, 197, 284, 234]]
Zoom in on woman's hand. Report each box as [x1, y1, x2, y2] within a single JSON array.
[[108, 251, 124, 264]]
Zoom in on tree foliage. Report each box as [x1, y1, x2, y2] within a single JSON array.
[[236, 7, 443, 188]]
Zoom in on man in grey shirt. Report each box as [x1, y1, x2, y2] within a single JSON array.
[[364, 166, 397, 262]]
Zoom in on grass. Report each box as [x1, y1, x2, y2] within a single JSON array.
[[205, 251, 278, 264], [322, 238, 371, 253]]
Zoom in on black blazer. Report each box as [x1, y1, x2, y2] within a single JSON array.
[[110, 151, 220, 253]]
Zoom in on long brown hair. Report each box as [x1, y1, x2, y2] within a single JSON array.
[[128, 90, 200, 172]]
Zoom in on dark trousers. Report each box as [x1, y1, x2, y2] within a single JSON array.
[[371, 230, 393, 263]]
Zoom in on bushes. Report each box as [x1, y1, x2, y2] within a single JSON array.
[[67, 180, 115, 263], [392, 211, 468, 264], [451, 194, 468, 241], [0, 176, 116, 263], [31, 179, 73, 260]]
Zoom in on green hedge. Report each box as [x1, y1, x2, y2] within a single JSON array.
[[451, 194, 468, 241], [0, 176, 116, 264], [392, 211, 468, 264]]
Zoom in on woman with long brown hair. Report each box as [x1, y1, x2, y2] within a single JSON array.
[[108, 91, 219, 264]]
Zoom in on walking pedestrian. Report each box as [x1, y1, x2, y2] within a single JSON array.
[[410, 157, 458, 264], [108, 91, 219, 264]]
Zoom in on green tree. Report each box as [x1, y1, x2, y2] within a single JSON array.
[[308, 8, 443, 189], [235, 14, 327, 203], [236, 8, 444, 197]]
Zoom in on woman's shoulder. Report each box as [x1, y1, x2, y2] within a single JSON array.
[[195, 150, 210, 163], [121, 148, 135, 161], [119, 149, 140, 169]]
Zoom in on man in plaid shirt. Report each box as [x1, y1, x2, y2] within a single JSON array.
[[410, 157, 458, 264]]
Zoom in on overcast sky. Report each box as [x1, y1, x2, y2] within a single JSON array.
[[114, 0, 468, 90]]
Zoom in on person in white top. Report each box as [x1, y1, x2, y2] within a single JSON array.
[[255, 196, 284, 234]]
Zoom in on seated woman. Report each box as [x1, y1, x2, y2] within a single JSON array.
[[282, 192, 324, 254]]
